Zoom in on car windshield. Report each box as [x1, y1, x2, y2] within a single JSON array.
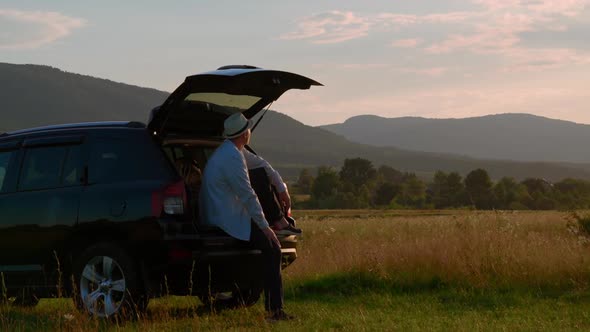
[[184, 93, 261, 114]]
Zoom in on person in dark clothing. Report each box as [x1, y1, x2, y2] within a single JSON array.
[[247, 162, 300, 235]]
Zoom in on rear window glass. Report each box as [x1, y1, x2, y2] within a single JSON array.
[[0, 150, 15, 192], [88, 135, 175, 184], [184, 93, 261, 113]]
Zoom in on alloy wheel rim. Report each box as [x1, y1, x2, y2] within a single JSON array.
[[79, 255, 126, 317]]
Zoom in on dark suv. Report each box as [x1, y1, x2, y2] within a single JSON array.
[[0, 66, 321, 317]]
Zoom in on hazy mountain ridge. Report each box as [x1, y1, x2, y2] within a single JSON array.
[[2, 62, 590, 181], [0, 62, 169, 130], [321, 113, 590, 163], [250, 112, 590, 181]]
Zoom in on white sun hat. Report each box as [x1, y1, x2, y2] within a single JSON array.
[[223, 113, 252, 138]]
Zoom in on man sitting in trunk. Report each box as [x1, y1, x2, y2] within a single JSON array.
[[199, 113, 298, 320]]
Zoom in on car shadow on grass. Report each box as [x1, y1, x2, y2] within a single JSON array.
[[148, 303, 235, 319]]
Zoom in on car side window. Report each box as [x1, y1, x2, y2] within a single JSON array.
[[18, 145, 83, 191], [62, 144, 83, 186], [19, 146, 68, 191], [0, 150, 15, 193]]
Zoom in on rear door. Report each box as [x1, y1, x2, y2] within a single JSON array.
[[77, 130, 176, 231], [148, 67, 322, 140], [0, 135, 84, 285]]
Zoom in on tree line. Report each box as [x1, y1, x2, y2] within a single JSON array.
[[292, 157, 590, 210]]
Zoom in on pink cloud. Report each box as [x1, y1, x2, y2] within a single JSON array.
[[280, 11, 475, 44], [474, 0, 590, 16], [279, 11, 371, 44], [426, 26, 523, 54], [282, 1, 589, 46], [312, 63, 450, 77], [338, 63, 391, 69], [422, 12, 477, 23], [500, 48, 590, 71], [374, 13, 419, 26], [399, 67, 449, 77], [0, 8, 86, 49], [423, 1, 590, 70], [392, 38, 421, 48], [281, 1, 590, 74]]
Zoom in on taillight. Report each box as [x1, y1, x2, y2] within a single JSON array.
[[168, 247, 192, 261], [152, 180, 187, 217]]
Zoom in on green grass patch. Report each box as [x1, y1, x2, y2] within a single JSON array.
[[4, 210, 590, 330], [4, 272, 590, 331]]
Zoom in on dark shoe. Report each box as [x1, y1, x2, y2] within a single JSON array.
[[285, 215, 297, 227], [275, 224, 302, 236], [267, 309, 296, 322]]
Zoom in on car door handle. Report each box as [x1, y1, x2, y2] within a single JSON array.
[[110, 200, 127, 217]]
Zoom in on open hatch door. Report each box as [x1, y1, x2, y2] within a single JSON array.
[[148, 65, 322, 140]]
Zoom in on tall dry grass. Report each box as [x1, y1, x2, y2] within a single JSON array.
[[286, 210, 590, 290], [3, 210, 590, 331]]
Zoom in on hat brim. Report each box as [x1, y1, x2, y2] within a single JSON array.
[[223, 119, 253, 139]]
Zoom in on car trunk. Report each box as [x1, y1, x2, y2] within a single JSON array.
[[149, 66, 321, 232]]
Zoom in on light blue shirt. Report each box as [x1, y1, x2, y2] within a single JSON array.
[[200, 140, 269, 240]]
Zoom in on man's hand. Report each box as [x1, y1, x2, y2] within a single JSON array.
[[277, 189, 291, 213], [262, 227, 281, 248]]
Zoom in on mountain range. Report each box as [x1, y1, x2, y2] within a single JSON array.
[[2, 62, 590, 181], [321, 114, 590, 163]]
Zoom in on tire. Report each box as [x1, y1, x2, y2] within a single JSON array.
[[233, 285, 263, 307], [197, 285, 262, 309], [72, 243, 148, 319]]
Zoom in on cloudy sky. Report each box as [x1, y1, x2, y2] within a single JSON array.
[[1, 0, 589, 125]]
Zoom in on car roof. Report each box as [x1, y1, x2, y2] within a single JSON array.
[[0, 121, 146, 139]]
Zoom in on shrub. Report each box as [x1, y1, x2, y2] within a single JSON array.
[[567, 212, 590, 238]]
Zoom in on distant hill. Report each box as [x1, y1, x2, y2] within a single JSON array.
[[321, 114, 590, 163], [251, 112, 590, 181], [0, 62, 169, 130], [3, 62, 590, 181]]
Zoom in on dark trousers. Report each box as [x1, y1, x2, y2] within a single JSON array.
[[247, 167, 284, 311], [248, 221, 283, 312]]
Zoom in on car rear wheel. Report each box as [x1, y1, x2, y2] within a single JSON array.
[[72, 243, 147, 318]]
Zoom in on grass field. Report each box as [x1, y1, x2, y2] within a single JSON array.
[[3, 210, 590, 331]]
